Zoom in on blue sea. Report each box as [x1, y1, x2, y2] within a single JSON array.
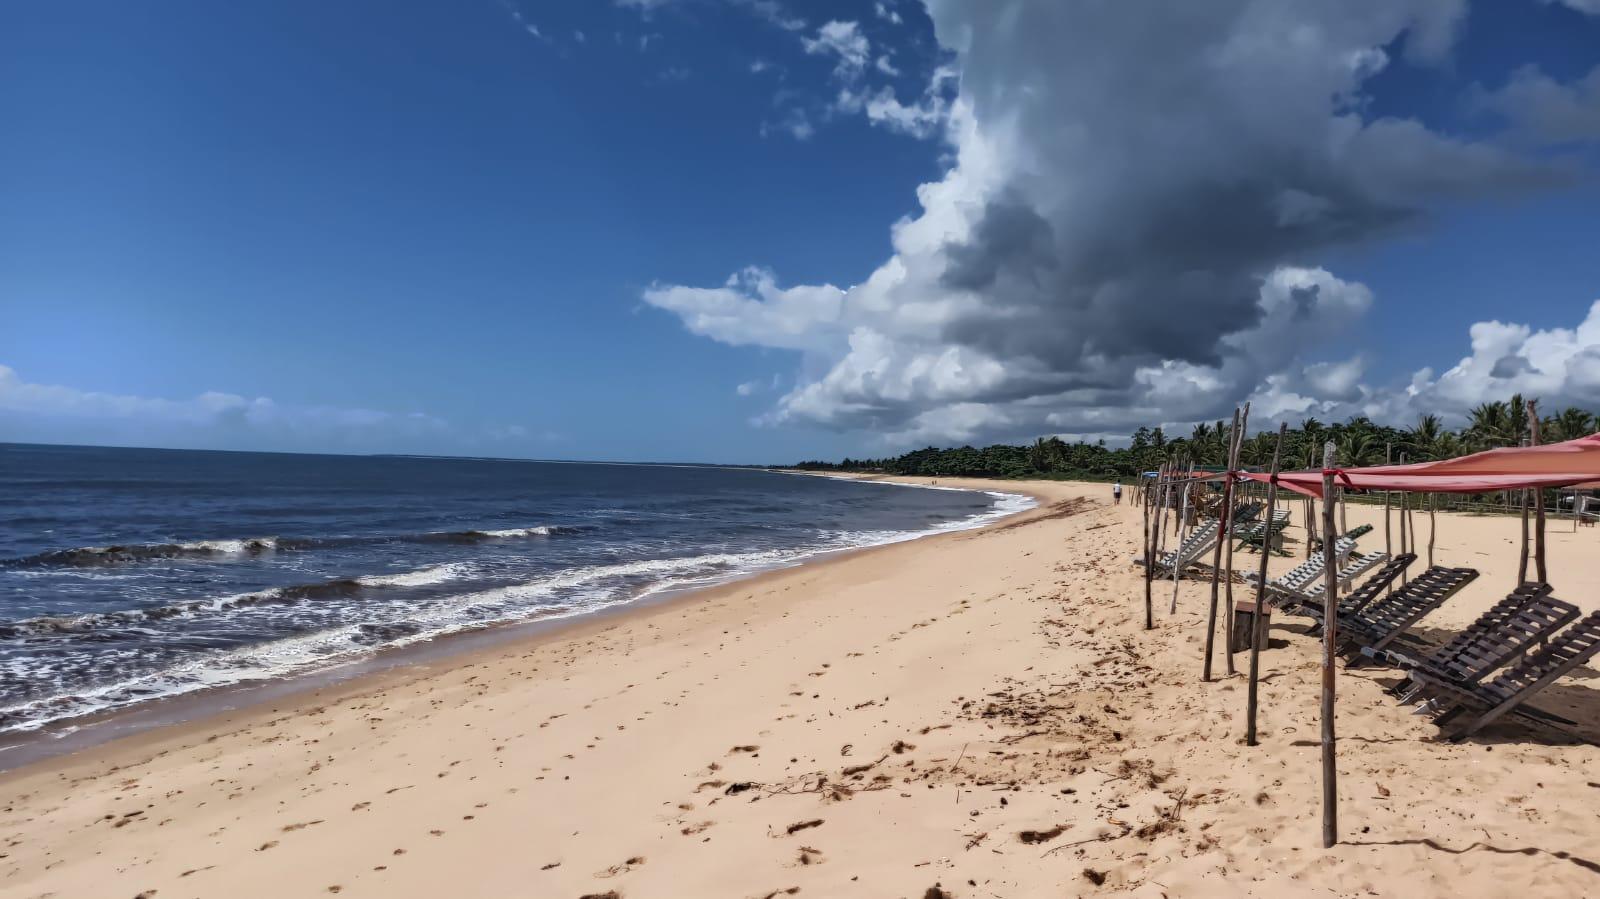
[[0, 443, 1029, 735]]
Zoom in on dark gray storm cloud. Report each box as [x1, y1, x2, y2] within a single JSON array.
[[647, 0, 1598, 446]]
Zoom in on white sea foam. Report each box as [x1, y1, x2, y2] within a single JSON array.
[[474, 526, 559, 538], [0, 489, 1034, 735], [357, 562, 477, 588]]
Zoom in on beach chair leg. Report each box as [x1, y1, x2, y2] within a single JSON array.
[[1431, 703, 1463, 725]]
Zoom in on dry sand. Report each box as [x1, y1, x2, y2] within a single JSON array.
[[2, 476, 1598, 898]]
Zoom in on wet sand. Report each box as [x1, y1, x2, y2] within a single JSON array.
[[2, 477, 1597, 897]]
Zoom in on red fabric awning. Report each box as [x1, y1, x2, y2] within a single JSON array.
[[1235, 433, 1600, 499]]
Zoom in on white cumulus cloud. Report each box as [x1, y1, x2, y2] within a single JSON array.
[[0, 364, 498, 453], [647, 1, 1594, 447], [802, 20, 871, 79]]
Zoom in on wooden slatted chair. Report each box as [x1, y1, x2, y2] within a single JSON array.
[[1244, 534, 1365, 607], [1136, 502, 1261, 573], [1307, 523, 1373, 554], [1413, 610, 1600, 741], [1234, 509, 1292, 554], [1300, 549, 1392, 603], [1331, 565, 1480, 656], [1287, 553, 1415, 619], [1373, 583, 1578, 701]]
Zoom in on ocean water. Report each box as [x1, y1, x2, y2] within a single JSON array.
[[0, 443, 1030, 735]]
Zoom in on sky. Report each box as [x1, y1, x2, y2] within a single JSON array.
[[2, 0, 1599, 464]]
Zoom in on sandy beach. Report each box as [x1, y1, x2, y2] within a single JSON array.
[[2, 476, 1598, 898]]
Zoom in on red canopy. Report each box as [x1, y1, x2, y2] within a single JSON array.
[[1237, 433, 1600, 499]]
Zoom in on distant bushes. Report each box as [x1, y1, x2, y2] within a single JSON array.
[[792, 394, 1597, 482]]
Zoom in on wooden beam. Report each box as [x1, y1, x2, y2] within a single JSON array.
[[1223, 403, 1249, 676], [1530, 400, 1547, 584], [1244, 422, 1286, 747], [1518, 436, 1531, 586], [1143, 462, 1157, 630], [1203, 407, 1242, 682], [1320, 440, 1339, 848], [1170, 457, 1194, 615]]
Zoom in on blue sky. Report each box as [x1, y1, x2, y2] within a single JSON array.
[[2, 1, 1599, 463]]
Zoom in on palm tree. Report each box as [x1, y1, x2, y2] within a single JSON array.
[[1336, 429, 1381, 466], [1239, 432, 1281, 467], [1467, 401, 1513, 450], [1404, 414, 1444, 461], [1507, 393, 1529, 443], [1189, 423, 1220, 465], [1028, 437, 1048, 472], [1549, 407, 1596, 442]]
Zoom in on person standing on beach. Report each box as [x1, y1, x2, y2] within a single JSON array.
[[1112, 482, 1122, 505]]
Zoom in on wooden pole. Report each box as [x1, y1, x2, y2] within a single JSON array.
[[1204, 407, 1242, 681], [1244, 422, 1286, 747], [1407, 491, 1417, 558], [1530, 401, 1547, 584], [1224, 404, 1249, 676], [1320, 440, 1339, 849], [1302, 496, 1311, 559], [1155, 462, 1171, 556], [1427, 493, 1437, 567], [1185, 461, 1197, 531], [1398, 453, 1410, 584], [1518, 437, 1531, 586], [1170, 458, 1192, 615], [1398, 453, 1408, 549], [1143, 463, 1158, 630], [1383, 443, 1392, 558]]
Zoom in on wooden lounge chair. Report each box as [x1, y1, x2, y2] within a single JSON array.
[[1234, 509, 1292, 554], [1329, 565, 1480, 656], [1413, 610, 1600, 741], [1135, 502, 1261, 574], [1242, 533, 1363, 605], [1307, 523, 1373, 554], [1371, 583, 1578, 701], [1285, 553, 1415, 619], [1298, 550, 1392, 603]]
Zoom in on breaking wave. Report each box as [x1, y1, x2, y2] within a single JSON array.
[[2, 526, 582, 568]]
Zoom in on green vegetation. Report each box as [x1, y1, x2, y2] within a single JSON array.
[[793, 395, 1596, 481]]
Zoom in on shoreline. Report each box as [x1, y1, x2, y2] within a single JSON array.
[[3, 477, 1596, 898], [0, 476, 1046, 775]]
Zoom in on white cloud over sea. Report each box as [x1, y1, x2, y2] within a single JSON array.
[[0, 364, 469, 453], [646, 0, 1600, 447]]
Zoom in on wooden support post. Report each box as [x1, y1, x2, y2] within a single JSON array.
[[1530, 400, 1547, 584], [1223, 404, 1249, 676], [1170, 457, 1192, 615], [1244, 422, 1286, 747], [1407, 492, 1417, 558], [1427, 493, 1437, 568], [1154, 463, 1171, 557], [1398, 453, 1410, 585], [1518, 436, 1531, 586], [1204, 407, 1243, 682], [1383, 444, 1392, 557], [1320, 441, 1339, 849], [1143, 463, 1157, 631]]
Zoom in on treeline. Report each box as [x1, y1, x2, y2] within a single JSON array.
[[793, 395, 1598, 481]]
